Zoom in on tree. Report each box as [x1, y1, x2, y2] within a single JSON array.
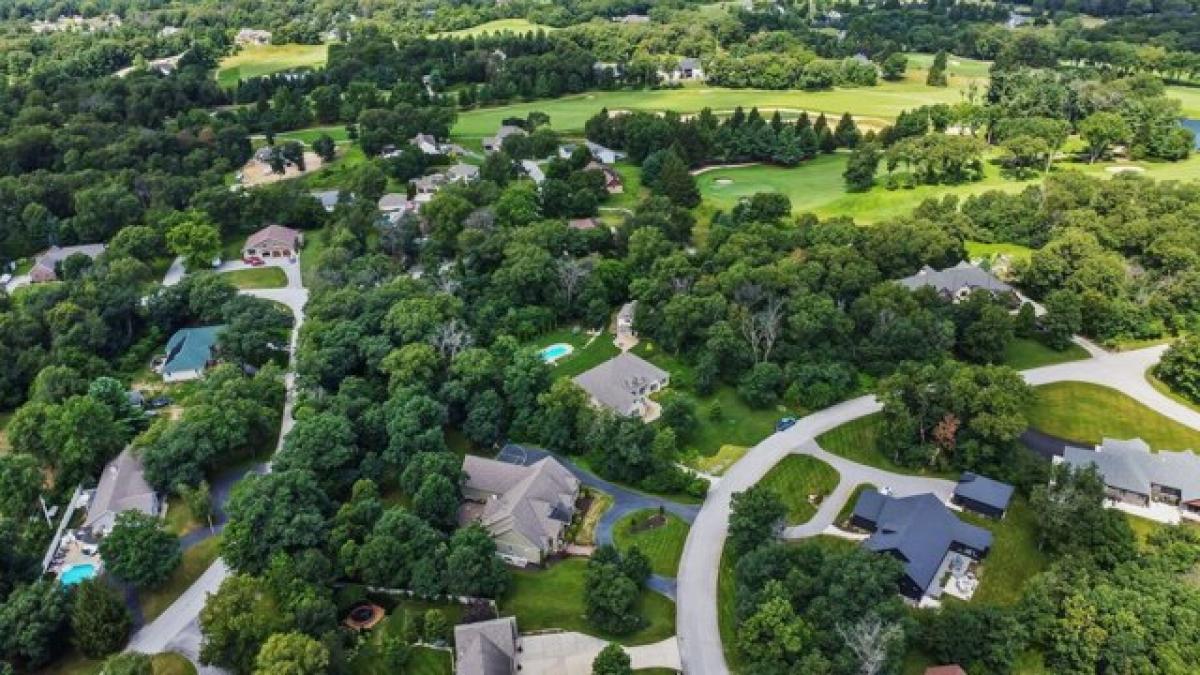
[[654, 150, 700, 208], [29, 365, 87, 403], [737, 588, 813, 669], [843, 143, 881, 192], [200, 574, 292, 674], [0, 580, 69, 668], [413, 473, 459, 531], [592, 643, 632, 675], [1043, 290, 1082, 350], [0, 454, 42, 520], [70, 579, 131, 658], [728, 486, 785, 556], [423, 610, 448, 643], [273, 411, 360, 496], [178, 480, 214, 529], [584, 560, 643, 634], [926, 50, 948, 87], [220, 295, 293, 368], [1158, 336, 1200, 404], [919, 604, 1026, 674], [1079, 111, 1131, 164], [838, 613, 904, 675], [254, 632, 329, 675], [446, 525, 510, 598], [99, 653, 153, 675], [167, 213, 222, 270], [222, 470, 331, 575], [312, 134, 336, 163], [1030, 464, 1136, 568], [881, 53, 908, 81], [100, 511, 181, 589]]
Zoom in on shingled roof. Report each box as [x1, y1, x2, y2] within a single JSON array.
[[84, 448, 159, 535], [454, 617, 518, 675], [572, 352, 668, 413], [896, 261, 1012, 296], [1062, 437, 1200, 502], [462, 455, 579, 552]]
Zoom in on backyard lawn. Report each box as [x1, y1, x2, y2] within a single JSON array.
[[347, 600, 460, 675], [817, 414, 956, 479], [1027, 381, 1200, 450], [1001, 337, 1089, 370], [962, 499, 1047, 606], [964, 240, 1035, 264], [432, 18, 558, 38], [162, 496, 202, 537], [613, 509, 690, 577], [500, 558, 675, 645], [219, 266, 288, 289], [757, 455, 840, 525], [216, 43, 329, 87], [140, 536, 221, 622], [529, 326, 621, 380]]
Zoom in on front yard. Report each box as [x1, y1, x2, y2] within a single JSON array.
[[613, 509, 690, 577], [816, 414, 956, 479], [1027, 381, 1200, 450], [1001, 337, 1089, 370], [219, 266, 288, 289], [500, 558, 675, 645], [758, 455, 840, 526], [139, 536, 222, 622]]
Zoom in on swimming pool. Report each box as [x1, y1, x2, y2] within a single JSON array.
[[60, 563, 98, 586], [538, 343, 574, 363]]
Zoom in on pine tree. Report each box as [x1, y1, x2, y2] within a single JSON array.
[[795, 111, 811, 131], [769, 110, 784, 133], [773, 126, 805, 166], [798, 126, 819, 159], [819, 127, 837, 153], [814, 112, 829, 136], [835, 112, 861, 149], [71, 579, 131, 658], [927, 50, 949, 87], [655, 150, 701, 208]]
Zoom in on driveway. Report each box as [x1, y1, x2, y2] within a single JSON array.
[[520, 633, 681, 675]]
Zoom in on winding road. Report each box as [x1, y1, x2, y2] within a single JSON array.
[[675, 343, 1200, 675]]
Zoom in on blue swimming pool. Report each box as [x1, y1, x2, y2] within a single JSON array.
[[538, 343, 574, 363], [60, 563, 97, 586]]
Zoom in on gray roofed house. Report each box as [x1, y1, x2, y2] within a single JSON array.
[[896, 261, 1014, 302], [378, 193, 415, 213], [411, 173, 447, 195], [482, 125, 527, 153], [952, 472, 1014, 519], [454, 616, 518, 675], [585, 140, 626, 164], [30, 244, 107, 283], [520, 160, 545, 184], [614, 14, 651, 23], [460, 453, 580, 565], [573, 352, 669, 419], [411, 133, 444, 155], [447, 163, 481, 183], [851, 490, 992, 601], [161, 325, 224, 382], [1061, 437, 1200, 517], [310, 189, 340, 212], [84, 448, 161, 537], [558, 143, 579, 159]]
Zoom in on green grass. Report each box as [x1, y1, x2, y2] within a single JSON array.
[[163, 496, 202, 536], [1168, 85, 1200, 117], [299, 227, 327, 287], [606, 162, 647, 210], [219, 266, 288, 289], [348, 600, 459, 675], [757, 455, 841, 526], [39, 652, 196, 675], [905, 51, 995, 81], [530, 326, 621, 379], [217, 43, 329, 87], [140, 536, 221, 622], [271, 125, 351, 144], [835, 483, 877, 526], [965, 240, 1035, 263], [691, 444, 749, 476], [0, 410, 12, 453], [1002, 337, 1090, 370], [151, 654, 197, 675], [432, 18, 558, 39], [500, 558, 675, 645], [1147, 371, 1200, 414], [817, 414, 956, 478], [1027, 381, 1200, 450], [613, 509, 690, 577], [295, 144, 368, 190], [961, 499, 1047, 606]]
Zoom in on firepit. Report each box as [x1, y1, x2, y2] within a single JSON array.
[[343, 603, 385, 631]]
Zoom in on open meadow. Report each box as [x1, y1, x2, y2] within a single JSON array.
[[432, 18, 558, 38], [216, 43, 329, 88]]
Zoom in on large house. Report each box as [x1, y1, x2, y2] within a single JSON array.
[[460, 453, 580, 566], [573, 352, 669, 418], [161, 325, 224, 382], [243, 224, 301, 259], [520, 160, 545, 184], [896, 262, 1014, 303], [454, 616, 519, 675], [1060, 437, 1200, 519], [83, 448, 161, 537], [378, 193, 416, 214], [447, 163, 481, 183], [851, 489, 992, 601], [584, 141, 626, 164], [30, 244, 107, 283], [483, 125, 527, 153], [411, 133, 446, 155]]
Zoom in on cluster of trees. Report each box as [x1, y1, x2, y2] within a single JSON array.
[[706, 54, 878, 90], [584, 545, 652, 634]]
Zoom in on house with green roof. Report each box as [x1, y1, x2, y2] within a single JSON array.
[[160, 325, 225, 382]]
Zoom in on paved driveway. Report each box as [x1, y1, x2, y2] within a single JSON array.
[[520, 633, 681, 675]]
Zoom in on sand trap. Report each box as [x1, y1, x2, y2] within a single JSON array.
[[239, 151, 326, 187], [1106, 166, 1146, 174]]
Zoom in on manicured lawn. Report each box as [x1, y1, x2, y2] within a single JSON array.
[[217, 43, 329, 87], [1168, 85, 1200, 117], [273, 125, 352, 144], [606, 162, 647, 210], [691, 444, 749, 476], [613, 509, 690, 577], [530, 326, 621, 380], [717, 544, 739, 672], [151, 653, 197, 675], [432, 18, 558, 38], [219, 266, 288, 289], [817, 414, 956, 478], [348, 599, 460, 675], [1002, 337, 1089, 370], [905, 52, 994, 81], [835, 483, 877, 526], [964, 240, 1035, 264], [757, 455, 840, 526], [1027, 381, 1200, 450], [500, 558, 675, 645], [295, 144, 369, 191], [961, 499, 1047, 606], [140, 536, 221, 622], [1147, 371, 1200, 413]]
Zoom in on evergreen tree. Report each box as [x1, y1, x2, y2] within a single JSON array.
[[798, 126, 819, 159], [818, 127, 837, 154], [655, 151, 700, 208], [70, 579, 131, 658], [834, 112, 861, 148], [927, 50, 949, 87]]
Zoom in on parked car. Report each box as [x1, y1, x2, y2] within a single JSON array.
[[243, 256, 265, 266], [776, 417, 797, 432], [146, 395, 172, 410]]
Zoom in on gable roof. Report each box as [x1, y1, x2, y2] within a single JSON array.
[[32, 244, 107, 279], [954, 472, 1014, 512], [462, 454, 580, 551], [454, 617, 518, 675], [853, 490, 992, 596], [310, 190, 340, 210], [897, 261, 1012, 296], [585, 140, 625, 159], [520, 160, 545, 184], [246, 224, 299, 250], [1062, 437, 1200, 502], [84, 448, 158, 533], [679, 57, 702, 70], [378, 193, 412, 212], [572, 352, 668, 413], [448, 163, 480, 182], [163, 325, 224, 377]]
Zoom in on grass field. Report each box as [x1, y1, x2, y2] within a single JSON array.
[[757, 455, 841, 525], [816, 414, 957, 479], [691, 444, 749, 476], [163, 496, 202, 537], [962, 499, 1047, 606], [219, 266, 288, 289], [271, 125, 352, 145], [1167, 85, 1200, 117], [1027, 381, 1200, 450], [217, 43, 329, 88], [432, 18, 558, 39], [717, 544, 739, 672], [965, 240, 1035, 263], [299, 227, 327, 287], [500, 558, 675, 645], [1002, 337, 1090, 370], [613, 509, 690, 577], [348, 601, 457, 675], [530, 326, 621, 379], [140, 536, 221, 622]]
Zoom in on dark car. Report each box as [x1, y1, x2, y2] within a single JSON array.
[[147, 395, 173, 410], [776, 417, 798, 432]]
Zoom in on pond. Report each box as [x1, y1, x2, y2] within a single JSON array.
[[1181, 118, 1200, 149]]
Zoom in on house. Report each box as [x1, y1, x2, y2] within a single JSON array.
[[663, 57, 705, 82], [896, 262, 1014, 303], [378, 193, 416, 214], [447, 163, 481, 183], [593, 61, 623, 77], [1006, 11, 1031, 29], [411, 133, 445, 155], [585, 161, 624, 193], [454, 616, 519, 675], [235, 28, 272, 45], [851, 489, 992, 601], [460, 453, 580, 566], [952, 472, 1014, 519], [521, 160, 545, 184], [243, 224, 301, 259], [573, 352, 669, 418], [613, 14, 651, 24], [29, 244, 107, 283], [161, 325, 224, 382], [925, 667, 968, 675], [1060, 438, 1200, 519], [411, 173, 447, 197], [568, 218, 599, 231], [558, 143, 579, 159], [83, 448, 161, 537], [585, 141, 626, 164], [483, 125, 527, 153], [310, 190, 341, 212]]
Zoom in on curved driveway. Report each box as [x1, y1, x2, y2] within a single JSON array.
[[676, 343, 1200, 675]]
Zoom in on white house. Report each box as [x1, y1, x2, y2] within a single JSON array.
[[585, 140, 626, 164]]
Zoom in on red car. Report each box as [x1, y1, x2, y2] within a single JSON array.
[[243, 256, 265, 266]]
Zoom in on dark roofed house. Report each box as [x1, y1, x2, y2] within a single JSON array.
[[573, 352, 669, 419], [483, 125, 527, 153], [952, 472, 1014, 519], [896, 261, 1013, 303], [454, 616, 518, 675], [161, 325, 224, 382], [851, 489, 992, 601], [84, 448, 161, 537], [30, 244, 107, 283]]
